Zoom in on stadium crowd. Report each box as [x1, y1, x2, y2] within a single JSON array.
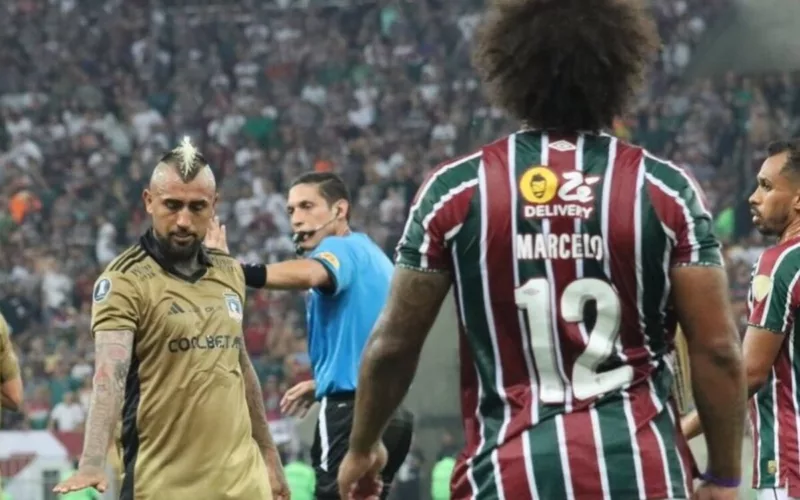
[[0, 0, 776, 495]]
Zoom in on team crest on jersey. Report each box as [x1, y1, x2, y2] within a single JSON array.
[[767, 460, 778, 475], [223, 292, 243, 322], [752, 274, 773, 302], [519, 166, 600, 219], [93, 278, 112, 303]]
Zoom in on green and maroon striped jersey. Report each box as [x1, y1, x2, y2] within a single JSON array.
[[747, 237, 800, 497], [396, 130, 721, 500]]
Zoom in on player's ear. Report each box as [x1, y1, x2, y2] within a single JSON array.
[[143, 189, 154, 215], [336, 200, 349, 220], [211, 192, 219, 215]]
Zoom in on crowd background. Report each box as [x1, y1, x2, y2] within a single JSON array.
[[0, 0, 782, 498]]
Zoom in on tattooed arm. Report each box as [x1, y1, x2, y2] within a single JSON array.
[[78, 330, 134, 472], [239, 348, 278, 458], [349, 268, 451, 453], [240, 348, 289, 496]]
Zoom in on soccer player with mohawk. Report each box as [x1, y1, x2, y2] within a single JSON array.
[[54, 137, 288, 500]]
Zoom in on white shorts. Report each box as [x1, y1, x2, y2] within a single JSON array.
[[758, 488, 800, 500]]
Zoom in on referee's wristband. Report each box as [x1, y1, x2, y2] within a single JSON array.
[[241, 263, 267, 289], [699, 472, 740, 488]]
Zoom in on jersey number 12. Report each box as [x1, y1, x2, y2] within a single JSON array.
[[515, 278, 633, 404]]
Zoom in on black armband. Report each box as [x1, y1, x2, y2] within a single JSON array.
[[241, 263, 267, 289]]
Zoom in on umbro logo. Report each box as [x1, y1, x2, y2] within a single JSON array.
[[549, 140, 576, 152], [168, 302, 187, 315]]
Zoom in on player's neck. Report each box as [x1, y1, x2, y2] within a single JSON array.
[[172, 256, 203, 276], [780, 218, 800, 243], [335, 225, 351, 237]]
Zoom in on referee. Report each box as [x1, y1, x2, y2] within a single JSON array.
[[205, 172, 414, 500]]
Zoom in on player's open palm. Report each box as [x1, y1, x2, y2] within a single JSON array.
[[52, 467, 108, 495], [280, 379, 316, 418], [204, 216, 229, 254], [692, 484, 739, 500]]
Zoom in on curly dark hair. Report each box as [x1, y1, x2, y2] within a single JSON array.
[[472, 0, 660, 132]]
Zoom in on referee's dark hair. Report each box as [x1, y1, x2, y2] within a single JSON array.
[[471, 0, 659, 132], [291, 172, 352, 222]]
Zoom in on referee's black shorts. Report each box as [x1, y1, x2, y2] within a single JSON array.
[[311, 391, 414, 500]]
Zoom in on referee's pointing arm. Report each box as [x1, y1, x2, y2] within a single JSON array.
[[206, 173, 413, 500]]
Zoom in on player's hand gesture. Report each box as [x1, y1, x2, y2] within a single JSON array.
[[280, 379, 316, 418], [204, 216, 229, 254], [52, 466, 108, 495], [337, 443, 388, 500], [692, 484, 739, 500]]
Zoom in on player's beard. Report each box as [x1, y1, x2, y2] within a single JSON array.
[[154, 229, 202, 262], [755, 209, 788, 237]]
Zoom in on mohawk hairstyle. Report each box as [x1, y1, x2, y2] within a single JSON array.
[[472, 0, 660, 132], [158, 136, 209, 182]]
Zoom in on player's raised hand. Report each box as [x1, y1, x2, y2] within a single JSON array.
[[204, 216, 229, 254], [52, 467, 108, 495], [280, 379, 316, 418], [337, 443, 388, 500]]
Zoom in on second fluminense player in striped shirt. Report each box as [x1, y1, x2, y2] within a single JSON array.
[[684, 139, 800, 500]]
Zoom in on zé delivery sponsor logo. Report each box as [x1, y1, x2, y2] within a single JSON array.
[[519, 165, 600, 219]]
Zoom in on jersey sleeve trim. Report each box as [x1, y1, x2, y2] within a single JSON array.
[[417, 181, 477, 268], [746, 323, 785, 335], [310, 257, 339, 295], [671, 261, 724, 269], [396, 154, 480, 271], [90, 271, 143, 334], [395, 262, 451, 274], [644, 167, 722, 268]]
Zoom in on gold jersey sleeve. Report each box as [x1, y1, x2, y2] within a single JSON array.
[[90, 271, 142, 334], [0, 313, 19, 383], [207, 249, 247, 295]]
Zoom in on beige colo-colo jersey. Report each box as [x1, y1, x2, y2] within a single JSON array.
[[91, 231, 270, 500]]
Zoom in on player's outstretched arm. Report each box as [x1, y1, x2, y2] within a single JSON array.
[[239, 348, 289, 499], [54, 329, 133, 494], [671, 266, 746, 482], [240, 259, 332, 290], [205, 217, 332, 291], [348, 268, 451, 453]]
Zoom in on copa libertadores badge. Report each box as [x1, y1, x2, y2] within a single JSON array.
[[93, 278, 112, 303]]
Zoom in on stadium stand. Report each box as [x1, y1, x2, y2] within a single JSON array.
[[0, 0, 768, 498]]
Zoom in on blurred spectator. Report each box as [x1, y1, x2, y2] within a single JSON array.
[[48, 391, 85, 432]]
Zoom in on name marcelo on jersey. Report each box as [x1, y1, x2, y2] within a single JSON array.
[[516, 233, 604, 260]]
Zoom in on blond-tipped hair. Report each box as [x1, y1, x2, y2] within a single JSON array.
[[176, 136, 198, 179], [155, 136, 210, 182]]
